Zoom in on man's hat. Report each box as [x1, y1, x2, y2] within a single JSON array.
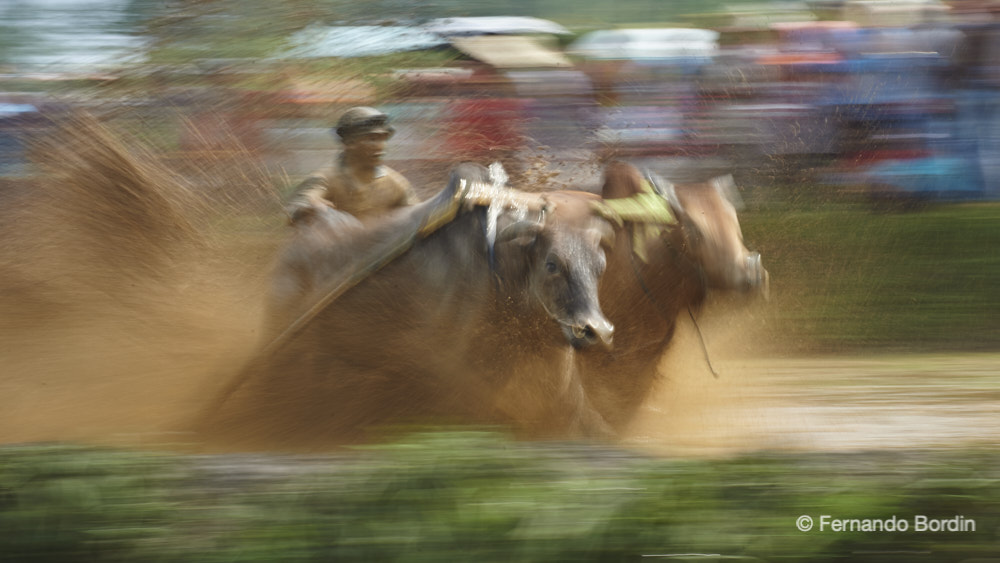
[[335, 106, 394, 139]]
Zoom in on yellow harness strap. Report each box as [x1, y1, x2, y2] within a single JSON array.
[[593, 180, 676, 262]]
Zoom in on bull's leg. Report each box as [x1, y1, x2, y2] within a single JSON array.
[[557, 348, 617, 440], [492, 348, 617, 439]]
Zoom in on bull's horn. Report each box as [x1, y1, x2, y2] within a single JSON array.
[[645, 170, 685, 218], [496, 220, 543, 243], [586, 218, 616, 250]]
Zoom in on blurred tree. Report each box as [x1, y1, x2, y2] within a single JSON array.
[[0, 2, 33, 68], [140, 0, 338, 63], [1, 0, 136, 70]]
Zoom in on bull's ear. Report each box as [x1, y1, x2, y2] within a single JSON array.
[[589, 218, 616, 251], [711, 174, 743, 210]]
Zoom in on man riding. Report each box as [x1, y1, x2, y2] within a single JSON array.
[[286, 106, 420, 224]]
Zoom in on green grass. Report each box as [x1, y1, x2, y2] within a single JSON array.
[[1, 432, 998, 562], [741, 200, 1000, 352]]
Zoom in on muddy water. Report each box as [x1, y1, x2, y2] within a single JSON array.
[[625, 320, 1000, 456]]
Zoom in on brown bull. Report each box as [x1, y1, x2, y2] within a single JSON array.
[[204, 163, 618, 447], [575, 161, 770, 432]]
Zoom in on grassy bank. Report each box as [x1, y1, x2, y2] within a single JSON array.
[[741, 200, 1000, 353], [1, 431, 997, 562]]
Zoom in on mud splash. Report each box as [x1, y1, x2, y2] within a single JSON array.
[[0, 114, 279, 447]]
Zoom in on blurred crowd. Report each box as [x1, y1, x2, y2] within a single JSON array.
[[4, 4, 1000, 201], [383, 4, 1000, 199], [694, 9, 1000, 200], [429, 7, 1000, 200]]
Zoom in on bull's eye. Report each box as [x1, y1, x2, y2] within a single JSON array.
[[545, 260, 558, 274]]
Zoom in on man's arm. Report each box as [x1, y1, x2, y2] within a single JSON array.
[[286, 173, 334, 224]]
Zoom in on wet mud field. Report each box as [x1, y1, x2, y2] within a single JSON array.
[[626, 341, 1000, 456], [4, 295, 997, 456]]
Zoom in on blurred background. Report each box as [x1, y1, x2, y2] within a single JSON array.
[[1, 1, 999, 561]]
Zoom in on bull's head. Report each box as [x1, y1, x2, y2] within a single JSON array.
[[493, 192, 616, 348], [652, 173, 769, 298]]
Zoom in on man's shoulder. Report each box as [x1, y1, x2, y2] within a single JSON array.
[[373, 166, 418, 204], [378, 166, 412, 188]]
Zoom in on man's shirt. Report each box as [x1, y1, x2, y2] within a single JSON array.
[[288, 157, 419, 220]]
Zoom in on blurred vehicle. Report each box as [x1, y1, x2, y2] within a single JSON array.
[[423, 16, 572, 37], [569, 28, 719, 64], [283, 25, 447, 58], [0, 102, 40, 178]]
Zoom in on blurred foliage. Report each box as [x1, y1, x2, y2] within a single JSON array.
[[0, 432, 998, 562], [0, 444, 181, 562], [742, 199, 1000, 353], [0, 3, 32, 64], [0, 0, 776, 69], [140, 0, 339, 64]]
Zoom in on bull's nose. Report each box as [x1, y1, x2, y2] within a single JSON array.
[[747, 252, 770, 300], [567, 318, 614, 349], [584, 318, 615, 348]]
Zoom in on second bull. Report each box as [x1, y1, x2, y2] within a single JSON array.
[[575, 161, 770, 433]]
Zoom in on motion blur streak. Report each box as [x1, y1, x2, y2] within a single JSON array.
[[0, 115, 277, 447]]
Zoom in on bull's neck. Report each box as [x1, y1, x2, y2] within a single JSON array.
[[637, 232, 707, 318]]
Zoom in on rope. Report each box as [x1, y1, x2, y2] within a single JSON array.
[[688, 306, 720, 379], [627, 240, 719, 379]]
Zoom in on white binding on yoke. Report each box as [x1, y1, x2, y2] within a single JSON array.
[[462, 162, 545, 252]]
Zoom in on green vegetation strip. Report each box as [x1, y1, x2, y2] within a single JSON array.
[[1, 431, 997, 562], [742, 202, 1000, 352]]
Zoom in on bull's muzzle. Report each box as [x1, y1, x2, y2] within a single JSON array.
[[566, 317, 615, 349], [747, 252, 770, 300]]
